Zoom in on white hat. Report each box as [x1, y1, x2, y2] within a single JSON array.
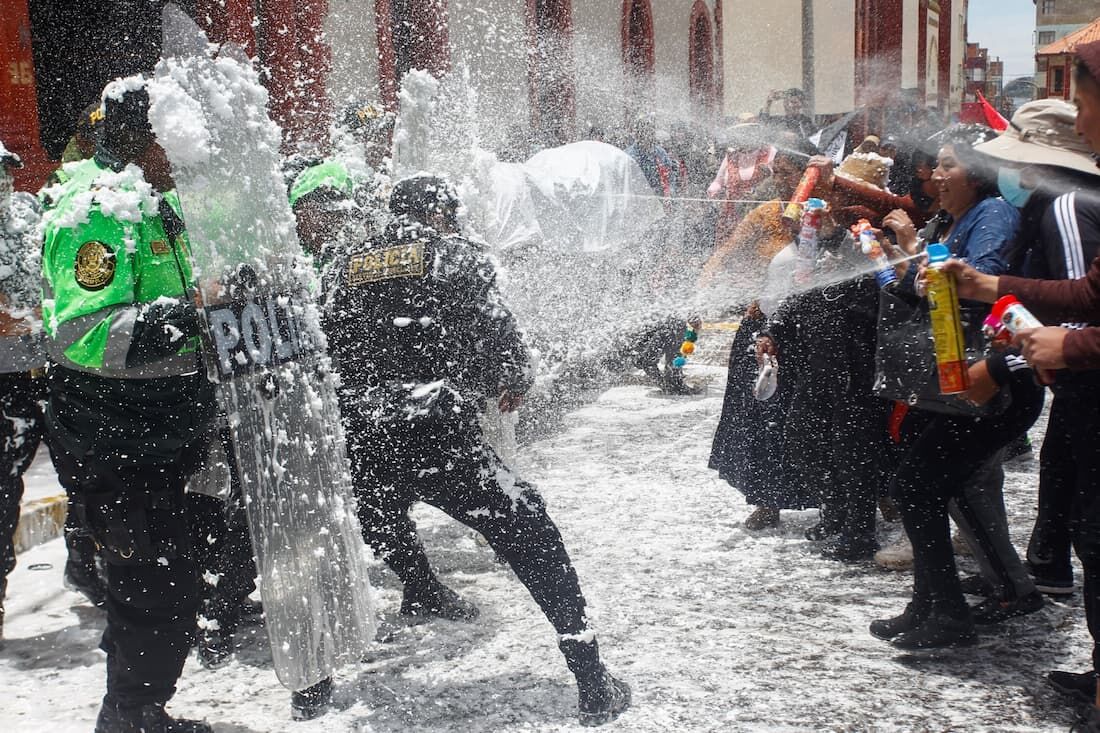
[[976, 99, 1100, 178]]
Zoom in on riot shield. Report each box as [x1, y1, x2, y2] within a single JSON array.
[[147, 11, 375, 691]]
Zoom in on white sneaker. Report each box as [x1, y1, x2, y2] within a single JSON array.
[[874, 535, 913, 571]]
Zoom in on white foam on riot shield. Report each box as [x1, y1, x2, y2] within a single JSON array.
[[151, 9, 376, 692]]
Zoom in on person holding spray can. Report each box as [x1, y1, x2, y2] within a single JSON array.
[[705, 137, 824, 532], [868, 127, 1047, 649], [936, 90, 1100, 716], [755, 192, 891, 562]]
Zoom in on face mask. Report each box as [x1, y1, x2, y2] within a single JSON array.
[[998, 168, 1033, 208]]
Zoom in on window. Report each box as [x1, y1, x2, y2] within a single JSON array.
[[1041, 0, 1055, 14], [1053, 66, 1065, 93], [1038, 31, 1056, 45], [1038, 57, 1049, 72]]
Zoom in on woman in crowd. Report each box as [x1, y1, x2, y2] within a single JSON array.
[[706, 138, 823, 530], [868, 127, 1046, 649]]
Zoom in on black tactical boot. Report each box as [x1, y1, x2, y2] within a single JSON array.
[[577, 670, 632, 726], [94, 700, 212, 733], [63, 530, 107, 608], [290, 677, 333, 721], [561, 637, 632, 726], [400, 581, 479, 623]]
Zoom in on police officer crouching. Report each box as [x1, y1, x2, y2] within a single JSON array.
[[319, 175, 631, 726], [40, 82, 215, 733]]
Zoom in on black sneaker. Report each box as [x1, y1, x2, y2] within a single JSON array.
[[64, 557, 107, 608], [890, 611, 977, 650], [94, 701, 212, 733], [969, 591, 1044, 625], [958, 574, 994, 597], [820, 534, 878, 563], [870, 602, 927, 641], [577, 670, 631, 727], [1031, 573, 1075, 596], [1049, 669, 1097, 705], [400, 583, 480, 623], [1072, 704, 1100, 733], [291, 677, 333, 721]]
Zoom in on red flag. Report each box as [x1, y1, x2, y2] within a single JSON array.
[[977, 91, 1009, 132]]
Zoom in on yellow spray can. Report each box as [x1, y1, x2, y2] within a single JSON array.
[[925, 243, 970, 394]]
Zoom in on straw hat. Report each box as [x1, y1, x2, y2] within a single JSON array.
[[836, 150, 893, 190], [975, 98, 1099, 177]]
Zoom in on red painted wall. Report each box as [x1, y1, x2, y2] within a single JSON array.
[[375, 0, 451, 112], [0, 0, 51, 191], [526, 0, 576, 145], [688, 0, 715, 114]]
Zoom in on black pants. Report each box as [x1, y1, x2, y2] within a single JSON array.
[[1029, 384, 1100, 669], [0, 372, 43, 583], [52, 444, 204, 708], [1027, 390, 1087, 584], [348, 420, 589, 637], [890, 379, 1044, 618]]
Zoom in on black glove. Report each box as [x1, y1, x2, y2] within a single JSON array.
[[125, 299, 201, 368]]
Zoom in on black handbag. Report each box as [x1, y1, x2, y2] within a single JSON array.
[[872, 288, 1010, 418]]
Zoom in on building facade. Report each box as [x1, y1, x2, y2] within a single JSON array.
[[1034, 0, 1098, 89], [3, 1, 970, 191], [1037, 16, 1100, 101]]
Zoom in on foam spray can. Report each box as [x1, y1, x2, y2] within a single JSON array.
[[925, 243, 970, 393], [793, 198, 827, 286], [782, 167, 821, 222], [989, 294, 1043, 335], [850, 219, 897, 288]]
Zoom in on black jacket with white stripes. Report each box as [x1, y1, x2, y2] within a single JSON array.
[[1003, 180, 1100, 378]]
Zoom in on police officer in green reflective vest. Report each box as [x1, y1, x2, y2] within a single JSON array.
[[40, 81, 215, 733]]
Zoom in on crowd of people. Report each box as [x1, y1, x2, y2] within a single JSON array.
[[5, 25, 1100, 733], [703, 40, 1100, 733]]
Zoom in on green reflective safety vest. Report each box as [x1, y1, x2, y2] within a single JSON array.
[[40, 158, 200, 375]]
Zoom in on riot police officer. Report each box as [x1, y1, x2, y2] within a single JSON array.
[[40, 81, 215, 733], [320, 175, 631, 727]]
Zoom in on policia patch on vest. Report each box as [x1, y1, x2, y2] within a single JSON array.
[[74, 241, 116, 290], [347, 242, 424, 285]]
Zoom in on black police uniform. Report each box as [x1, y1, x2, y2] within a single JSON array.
[[323, 216, 600, 663]]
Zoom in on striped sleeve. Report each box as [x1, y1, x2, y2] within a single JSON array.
[[1053, 193, 1090, 330]]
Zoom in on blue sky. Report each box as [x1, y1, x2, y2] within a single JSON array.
[[967, 0, 1037, 82]]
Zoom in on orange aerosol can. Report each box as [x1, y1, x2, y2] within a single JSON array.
[[782, 167, 821, 222]]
